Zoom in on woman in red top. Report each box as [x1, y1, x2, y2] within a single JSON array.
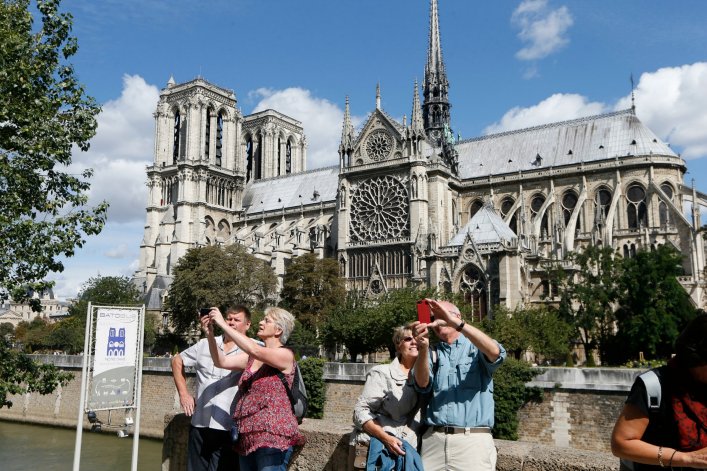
[[206, 306, 305, 471]]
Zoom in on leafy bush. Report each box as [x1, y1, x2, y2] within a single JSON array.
[[299, 356, 326, 419], [492, 357, 543, 440]]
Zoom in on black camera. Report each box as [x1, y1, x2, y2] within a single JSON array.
[[199, 307, 212, 317]]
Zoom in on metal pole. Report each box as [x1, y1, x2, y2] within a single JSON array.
[[130, 305, 146, 471], [72, 302, 93, 471]]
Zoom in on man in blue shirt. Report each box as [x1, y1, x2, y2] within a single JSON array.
[[413, 299, 506, 471]]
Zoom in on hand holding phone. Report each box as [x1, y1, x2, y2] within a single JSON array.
[[199, 307, 212, 317], [417, 300, 434, 324]]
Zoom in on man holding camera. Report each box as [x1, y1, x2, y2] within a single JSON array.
[[413, 299, 506, 471], [171, 305, 252, 471]]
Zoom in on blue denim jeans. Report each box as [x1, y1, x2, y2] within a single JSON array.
[[238, 447, 294, 471]]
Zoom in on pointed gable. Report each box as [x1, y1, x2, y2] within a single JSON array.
[[448, 204, 517, 247]]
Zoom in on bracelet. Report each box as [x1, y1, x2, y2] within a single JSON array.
[[456, 320, 465, 331], [668, 449, 677, 469], [657, 446, 664, 467]]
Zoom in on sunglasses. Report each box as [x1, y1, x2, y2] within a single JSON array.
[[401, 336, 414, 343]]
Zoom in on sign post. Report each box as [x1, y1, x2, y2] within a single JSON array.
[[73, 304, 145, 471]]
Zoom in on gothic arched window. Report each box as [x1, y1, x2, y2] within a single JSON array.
[[173, 110, 181, 164], [659, 183, 674, 227], [594, 187, 612, 227], [204, 107, 212, 161], [500, 197, 517, 233], [245, 137, 253, 182], [469, 199, 483, 220], [530, 193, 550, 237], [286, 139, 292, 174], [215, 111, 224, 167], [626, 184, 647, 229], [460, 265, 487, 321]]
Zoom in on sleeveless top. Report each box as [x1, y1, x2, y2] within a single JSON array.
[[232, 355, 306, 455]]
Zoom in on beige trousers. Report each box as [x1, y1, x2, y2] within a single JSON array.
[[420, 428, 497, 471]]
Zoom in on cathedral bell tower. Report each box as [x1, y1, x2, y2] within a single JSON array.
[[422, 0, 452, 146]]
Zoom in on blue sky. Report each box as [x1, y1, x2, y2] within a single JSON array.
[[47, 0, 707, 299]]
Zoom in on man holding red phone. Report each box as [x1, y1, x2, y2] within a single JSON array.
[[412, 299, 506, 471]]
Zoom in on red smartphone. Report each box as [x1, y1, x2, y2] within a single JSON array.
[[417, 300, 433, 324]]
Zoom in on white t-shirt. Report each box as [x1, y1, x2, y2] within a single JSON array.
[[179, 335, 242, 430]]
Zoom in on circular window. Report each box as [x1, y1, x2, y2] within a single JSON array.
[[501, 198, 514, 217], [365, 130, 393, 161], [627, 185, 646, 203], [350, 176, 409, 241], [531, 194, 545, 214]]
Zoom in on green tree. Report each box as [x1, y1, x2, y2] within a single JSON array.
[[166, 244, 278, 334], [0, 322, 13, 339], [551, 245, 622, 364], [483, 305, 572, 364], [614, 245, 697, 362], [323, 287, 436, 361], [492, 357, 543, 440], [0, 338, 73, 408], [0, 0, 107, 309], [15, 317, 52, 352], [280, 253, 345, 331], [48, 276, 142, 353]]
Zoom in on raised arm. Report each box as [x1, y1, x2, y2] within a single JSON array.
[[412, 321, 431, 390], [203, 314, 248, 371], [427, 299, 501, 362], [209, 308, 294, 373]]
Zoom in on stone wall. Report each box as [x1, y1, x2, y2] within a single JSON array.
[[162, 413, 620, 471], [0, 356, 641, 453]]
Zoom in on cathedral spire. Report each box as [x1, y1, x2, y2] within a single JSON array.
[[375, 83, 381, 110], [339, 96, 354, 165], [411, 79, 424, 135], [423, 0, 452, 145]]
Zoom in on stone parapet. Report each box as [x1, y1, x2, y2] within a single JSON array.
[[162, 414, 619, 471]]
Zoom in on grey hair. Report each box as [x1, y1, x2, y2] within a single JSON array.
[[265, 306, 295, 344], [392, 325, 413, 355]]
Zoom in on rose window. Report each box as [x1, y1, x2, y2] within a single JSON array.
[[365, 131, 393, 161], [350, 176, 409, 241]]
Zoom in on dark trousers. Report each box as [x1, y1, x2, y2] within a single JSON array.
[[187, 425, 239, 471]]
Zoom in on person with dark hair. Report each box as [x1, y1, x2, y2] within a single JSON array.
[[171, 305, 252, 471], [612, 314, 707, 470]]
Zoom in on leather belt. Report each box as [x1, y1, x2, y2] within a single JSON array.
[[432, 426, 491, 434]]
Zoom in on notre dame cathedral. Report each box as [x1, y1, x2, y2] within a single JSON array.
[[133, 0, 706, 319]]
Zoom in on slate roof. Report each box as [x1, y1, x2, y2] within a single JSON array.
[[242, 166, 339, 215], [455, 109, 677, 179], [448, 204, 517, 247]]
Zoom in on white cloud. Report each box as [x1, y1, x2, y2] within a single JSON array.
[[484, 62, 707, 163], [615, 63, 707, 159], [512, 0, 574, 61], [484, 93, 606, 134], [71, 74, 159, 223], [250, 87, 350, 169]]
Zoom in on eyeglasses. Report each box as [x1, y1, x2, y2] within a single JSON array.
[[402, 336, 414, 343]]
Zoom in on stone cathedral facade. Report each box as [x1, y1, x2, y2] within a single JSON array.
[[134, 0, 706, 318]]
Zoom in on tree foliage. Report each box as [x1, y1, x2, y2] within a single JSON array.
[[492, 357, 543, 440], [0, 338, 73, 408], [551, 245, 622, 364], [299, 356, 326, 419], [0, 0, 107, 308], [166, 244, 278, 334], [280, 253, 345, 330], [613, 245, 697, 362], [323, 287, 436, 361], [0, 322, 13, 339], [481, 305, 572, 364]]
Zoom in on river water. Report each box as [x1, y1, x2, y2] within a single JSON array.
[[0, 421, 162, 471]]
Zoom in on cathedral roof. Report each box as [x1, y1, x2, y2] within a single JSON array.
[[448, 204, 517, 247], [242, 166, 339, 215], [455, 109, 678, 179]]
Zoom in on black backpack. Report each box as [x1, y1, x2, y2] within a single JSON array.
[[277, 363, 308, 424], [619, 369, 663, 471]]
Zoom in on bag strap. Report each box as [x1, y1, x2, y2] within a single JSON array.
[[639, 369, 662, 411], [276, 367, 297, 414]]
